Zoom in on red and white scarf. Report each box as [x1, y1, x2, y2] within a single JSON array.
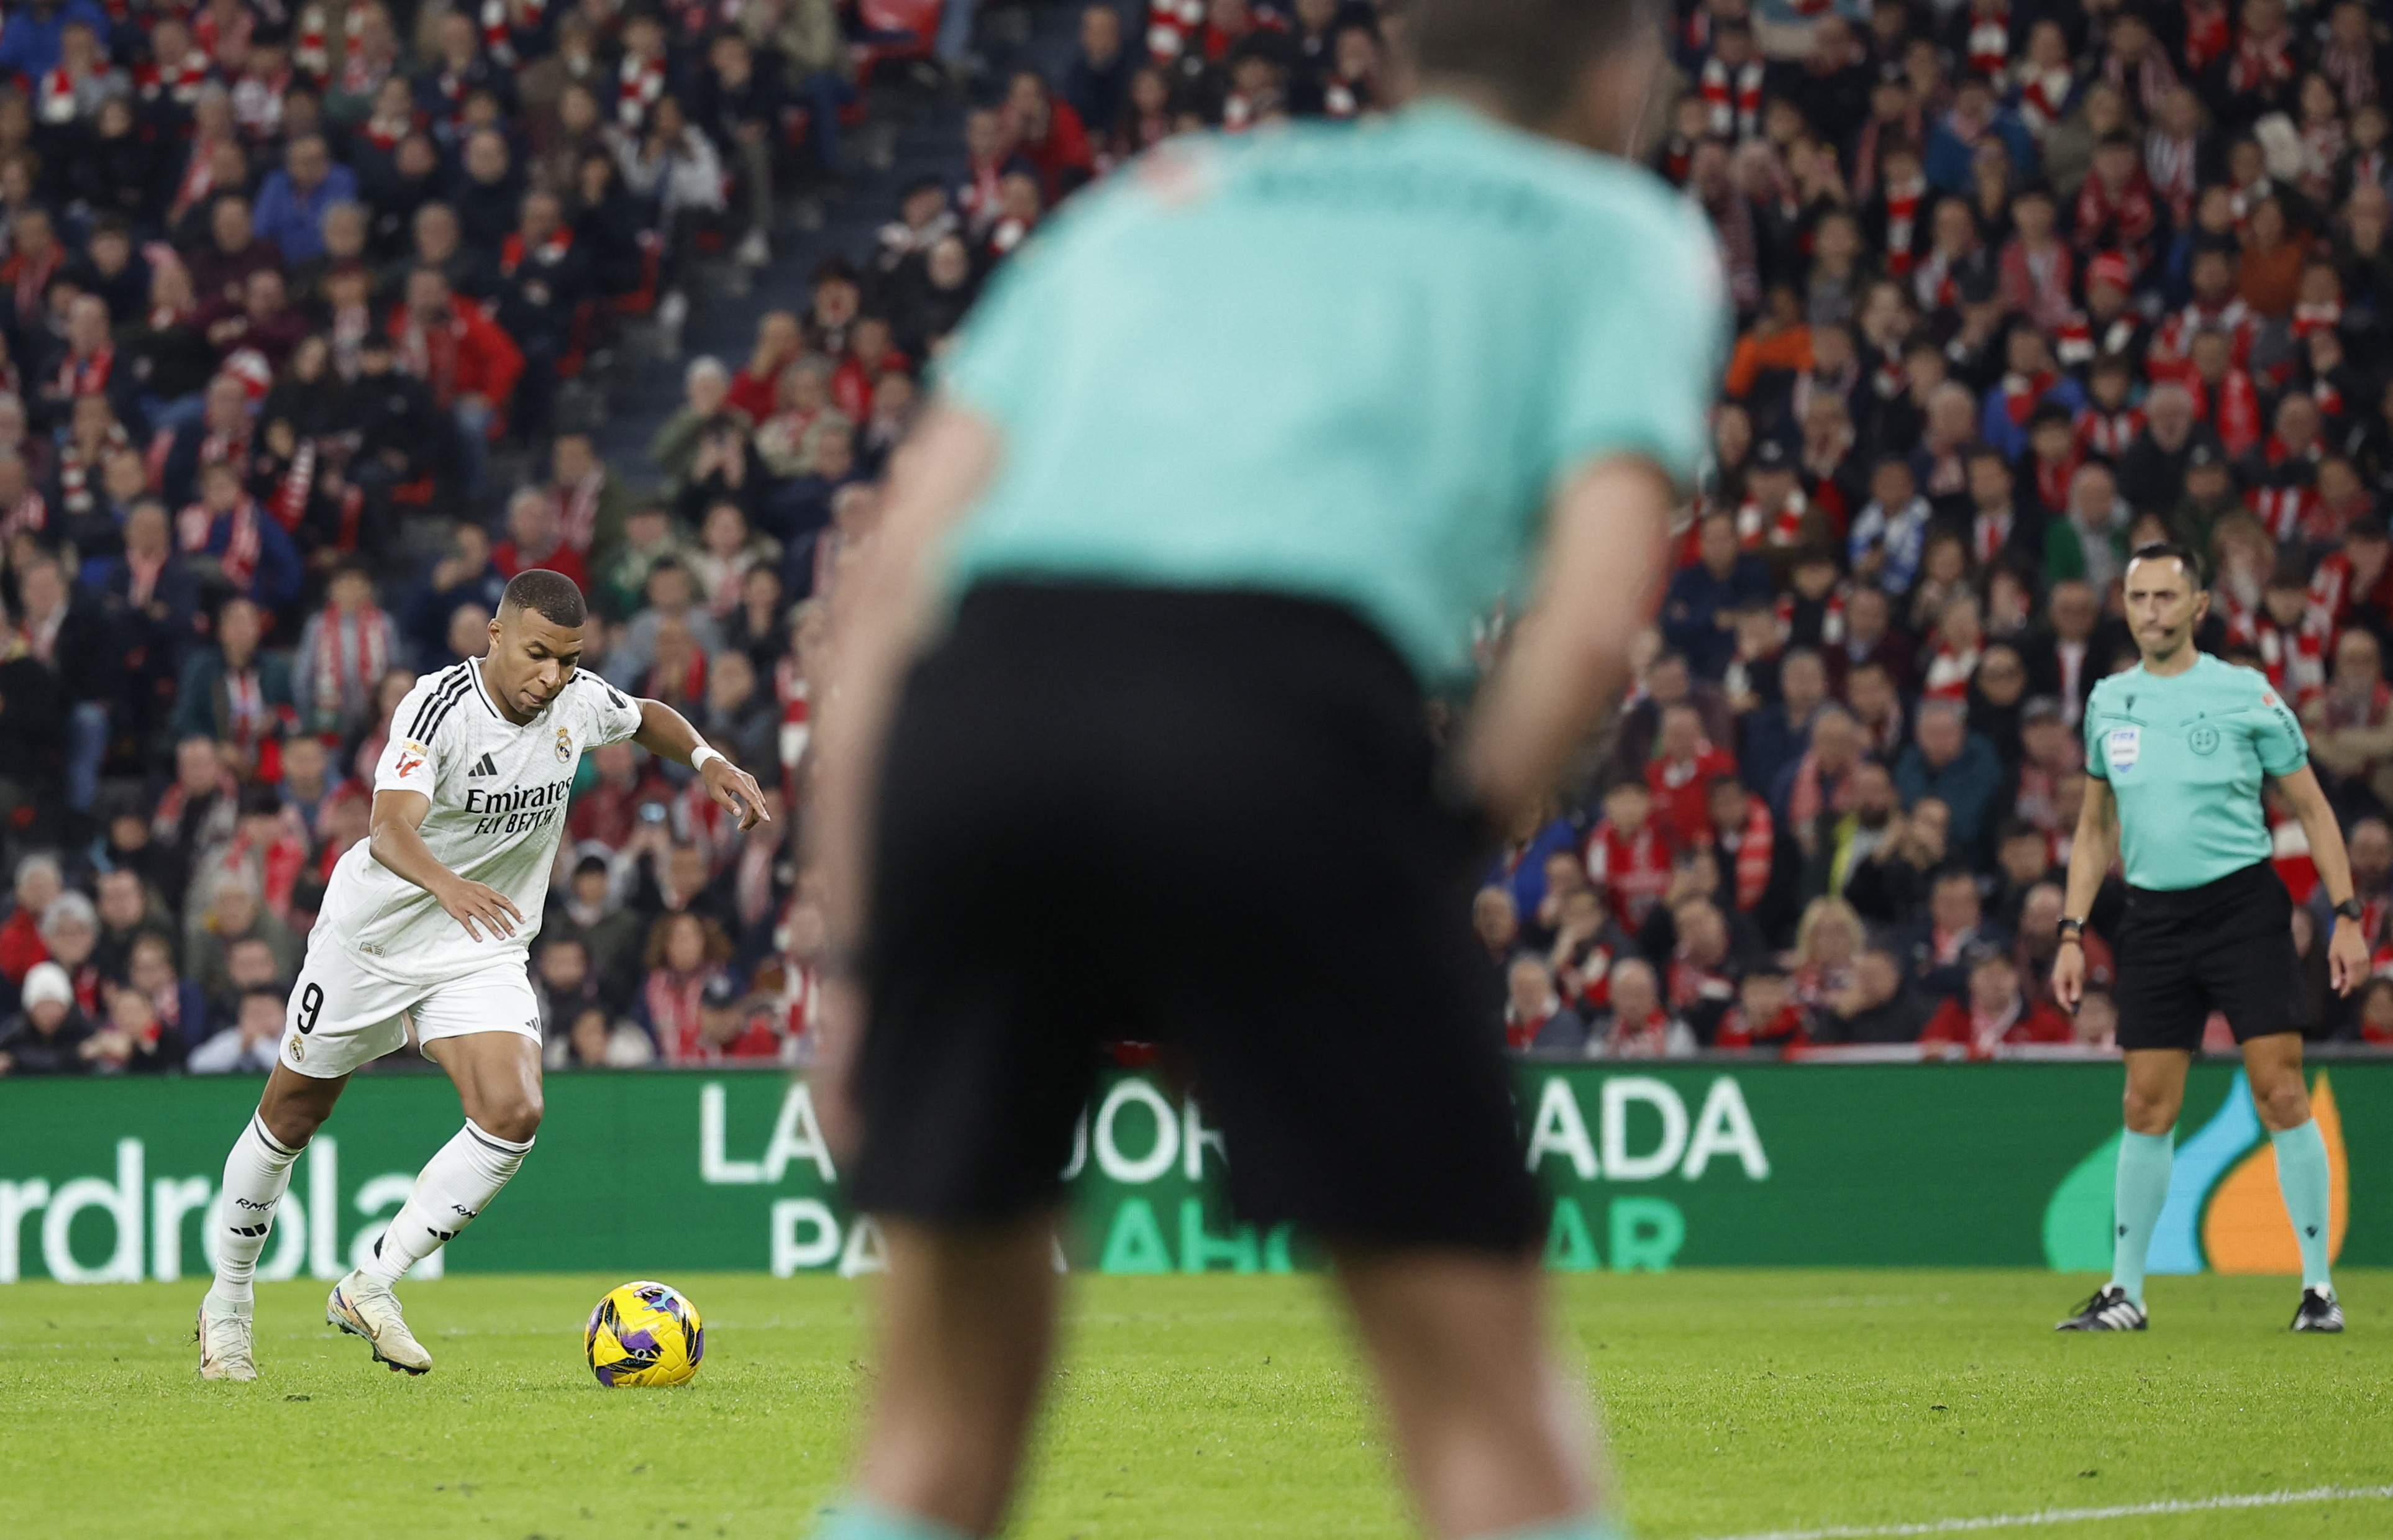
[[1997, 368, 2058, 427], [1776, 589, 1846, 647], [2074, 163, 2158, 255], [199, 426, 251, 480], [481, 0, 547, 68], [2292, 301, 2343, 342], [1971, 509, 2013, 566], [1607, 1009, 1680, 1059], [2323, 32, 2381, 112], [499, 224, 574, 278], [2244, 606, 2330, 700], [1882, 176, 1923, 278], [173, 133, 230, 215], [1, 488, 49, 544], [57, 343, 113, 400], [618, 52, 666, 128], [1700, 56, 1764, 140], [1711, 798, 1776, 913], [1965, 5, 2010, 78], [181, 498, 262, 591], [193, 2, 255, 63], [2189, 368, 2263, 458], [553, 468, 606, 553], [1736, 490, 1810, 549], [1145, 0, 1205, 62], [311, 604, 390, 719], [139, 50, 214, 107], [2074, 404, 2145, 460], [2227, 24, 2294, 98], [2016, 65, 2071, 139], [55, 426, 127, 517]]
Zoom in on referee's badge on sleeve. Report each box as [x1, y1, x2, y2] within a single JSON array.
[[2107, 726, 2141, 773]]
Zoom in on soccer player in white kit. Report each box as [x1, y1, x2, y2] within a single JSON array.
[[196, 570, 768, 1380]]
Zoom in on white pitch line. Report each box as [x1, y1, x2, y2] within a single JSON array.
[[1691, 1483, 2393, 1540]]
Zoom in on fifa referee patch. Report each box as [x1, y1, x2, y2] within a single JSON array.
[[2107, 726, 2141, 772]]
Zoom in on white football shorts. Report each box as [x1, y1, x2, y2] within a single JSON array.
[[278, 945, 541, 1079]]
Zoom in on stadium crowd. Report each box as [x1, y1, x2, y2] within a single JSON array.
[[1485, 0, 2393, 1060], [4, 0, 2393, 1078]]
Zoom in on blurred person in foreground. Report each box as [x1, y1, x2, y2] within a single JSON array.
[[2054, 544, 2368, 1336], [806, 4, 1723, 1538]]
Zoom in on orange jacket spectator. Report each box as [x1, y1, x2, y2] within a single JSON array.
[[1723, 323, 1812, 402]]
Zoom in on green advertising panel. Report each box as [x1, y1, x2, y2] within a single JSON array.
[[0, 1062, 2382, 1284]]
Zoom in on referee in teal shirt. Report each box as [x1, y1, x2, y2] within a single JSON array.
[[806, 2, 1721, 1537], [2054, 542, 2367, 1334]]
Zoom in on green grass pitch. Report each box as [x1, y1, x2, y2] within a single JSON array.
[[4, 1270, 2391, 1539]]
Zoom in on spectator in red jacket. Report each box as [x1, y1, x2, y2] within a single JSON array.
[[1585, 780, 1674, 929], [1003, 69, 1094, 203], [388, 265, 523, 501], [1646, 703, 1739, 849], [1921, 947, 2072, 1058], [0, 853, 64, 990]]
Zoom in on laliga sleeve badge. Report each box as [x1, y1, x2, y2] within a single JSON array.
[[2107, 725, 2141, 773], [555, 727, 573, 762]]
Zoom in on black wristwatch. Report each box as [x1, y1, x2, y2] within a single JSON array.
[[2057, 915, 2086, 944], [2335, 897, 2366, 924]]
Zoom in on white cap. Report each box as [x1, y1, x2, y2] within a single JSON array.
[[21, 962, 73, 1011]]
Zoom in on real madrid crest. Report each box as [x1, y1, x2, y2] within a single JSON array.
[[554, 726, 574, 762]]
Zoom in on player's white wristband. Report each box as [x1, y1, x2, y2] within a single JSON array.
[[690, 745, 724, 775]]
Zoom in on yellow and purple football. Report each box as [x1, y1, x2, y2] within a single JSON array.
[[586, 1280, 704, 1387]]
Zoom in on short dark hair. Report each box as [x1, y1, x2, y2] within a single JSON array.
[[1410, 0, 1657, 125], [501, 569, 587, 629], [2127, 540, 2204, 585]]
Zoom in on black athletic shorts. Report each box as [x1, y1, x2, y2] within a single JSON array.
[[2111, 860, 2305, 1050], [848, 581, 1542, 1254]]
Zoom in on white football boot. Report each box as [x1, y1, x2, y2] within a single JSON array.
[[327, 1270, 433, 1374], [197, 1301, 257, 1382]]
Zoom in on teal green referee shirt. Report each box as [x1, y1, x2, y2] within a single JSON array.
[[933, 99, 1728, 688], [2083, 653, 2309, 891]]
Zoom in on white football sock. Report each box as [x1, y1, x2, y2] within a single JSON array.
[[361, 1121, 534, 1285], [206, 1114, 304, 1316]]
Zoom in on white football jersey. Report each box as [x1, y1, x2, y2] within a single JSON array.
[[314, 658, 645, 985]]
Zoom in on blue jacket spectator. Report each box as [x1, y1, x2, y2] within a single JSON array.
[[1661, 512, 1772, 681], [1923, 78, 2035, 196], [1486, 816, 1580, 937], [252, 137, 359, 266], [1893, 703, 2005, 856], [1739, 649, 1829, 802], [0, 0, 109, 79]]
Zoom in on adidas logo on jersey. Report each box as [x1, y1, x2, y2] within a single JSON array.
[[467, 752, 500, 778]]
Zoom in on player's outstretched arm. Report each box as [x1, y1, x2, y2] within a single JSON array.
[[2279, 763, 2371, 995], [369, 788, 526, 941], [2052, 776, 2119, 1010], [632, 699, 771, 831], [1462, 455, 1675, 830]]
